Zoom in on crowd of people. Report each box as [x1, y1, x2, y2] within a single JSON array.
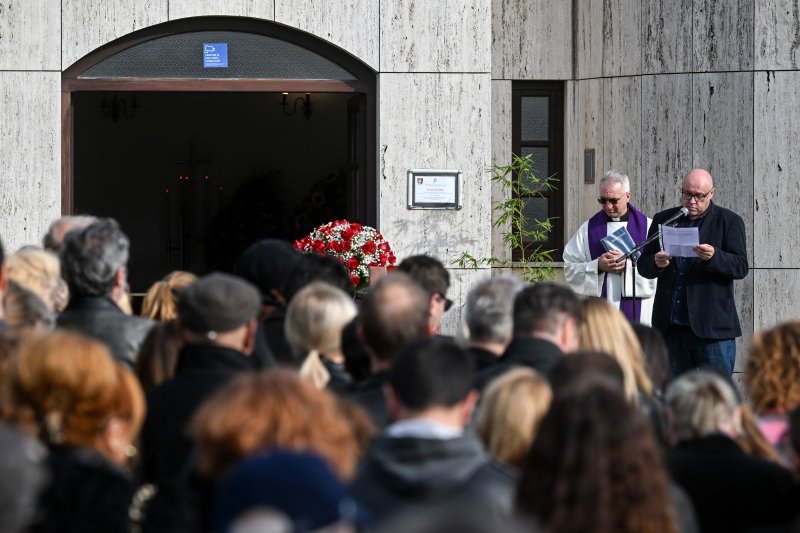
[[0, 170, 797, 532]]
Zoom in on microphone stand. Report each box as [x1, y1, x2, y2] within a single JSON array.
[[614, 229, 662, 323]]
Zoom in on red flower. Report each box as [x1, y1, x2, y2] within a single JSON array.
[[350, 223, 362, 233], [350, 274, 361, 287], [346, 257, 360, 271], [327, 241, 340, 253], [361, 241, 377, 255], [388, 252, 397, 265], [378, 253, 389, 265], [379, 242, 391, 252], [311, 239, 326, 254], [340, 240, 351, 252], [341, 228, 356, 241]]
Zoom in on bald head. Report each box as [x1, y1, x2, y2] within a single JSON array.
[[681, 168, 715, 220], [683, 169, 713, 190]]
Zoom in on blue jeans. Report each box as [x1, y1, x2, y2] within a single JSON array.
[[665, 326, 736, 378]]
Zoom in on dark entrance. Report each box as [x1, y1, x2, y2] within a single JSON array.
[[62, 18, 376, 292]]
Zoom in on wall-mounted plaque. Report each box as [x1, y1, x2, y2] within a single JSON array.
[[407, 169, 463, 210]]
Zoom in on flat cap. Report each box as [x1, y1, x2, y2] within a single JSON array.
[[178, 273, 261, 334]]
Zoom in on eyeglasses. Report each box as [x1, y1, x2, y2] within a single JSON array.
[[597, 196, 623, 205], [437, 293, 454, 312], [681, 188, 714, 202]]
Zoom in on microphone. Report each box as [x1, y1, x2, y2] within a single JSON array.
[[662, 207, 689, 226]]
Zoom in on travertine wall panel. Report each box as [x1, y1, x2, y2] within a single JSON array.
[[491, 80, 512, 261], [62, 0, 168, 68], [379, 73, 492, 265], [640, 74, 692, 217], [0, 72, 60, 252], [491, 0, 572, 79], [0, 0, 60, 70], [734, 271, 754, 372], [692, 72, 754, 261], [574, 0, 604, 79], [380, 0, 490, 73], [642, 0, 693, 74], [441, 268, 492, 338], [603, 77, 641, 184], [276, 0, 379, 70], [169, 0, 274, 20], [754, 71, 800, 269], [755, 0, 800, 70], [693, 0, 754, 72], [754, 269, 800, 330]]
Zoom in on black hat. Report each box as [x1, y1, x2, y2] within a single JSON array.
[[234, 239, 298, 305], [178, 273, 261, 334]]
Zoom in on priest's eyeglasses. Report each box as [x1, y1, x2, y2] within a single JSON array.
[[597, 196, 623, 205], [680, 188, 714, 202]]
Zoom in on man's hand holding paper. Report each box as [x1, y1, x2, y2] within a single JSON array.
[[661, 225, 700, 258]]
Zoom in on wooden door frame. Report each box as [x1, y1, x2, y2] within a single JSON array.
[[61, 17, 377, 226]]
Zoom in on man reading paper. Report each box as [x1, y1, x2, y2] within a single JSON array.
[[563, 170, 657, 324], [637, 168, 748, 377]]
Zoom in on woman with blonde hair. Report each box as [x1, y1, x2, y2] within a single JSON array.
[[579, 297, 653, 402], [191, 370, 368, 481], [4, 331, 145, 531], [140, 270, 197, 321], [476, 367, 552, 468], [745, 321, 800, 464], [5, 246, 68, 312], [284, 281, 358, 391]]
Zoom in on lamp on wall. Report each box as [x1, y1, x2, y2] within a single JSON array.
[[101, 94, 138, 122], [280, 92, 312, 119]]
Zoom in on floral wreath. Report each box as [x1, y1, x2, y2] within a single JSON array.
[[294, 220, 397, 290]]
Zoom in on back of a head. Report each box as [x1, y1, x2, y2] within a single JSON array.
[[8, 331, 120, 448], [141, 270, 197, 322], [191, 370, 360, 481], [177, 272, 261, 337], [579, 297, 652, 399], [135, 320, 182, 390], [476, 367, 552, 467], [60, 217, 129, 298], [397, 254, 450, 299], [632, 323, 670, 396], [518, 380, 676, 533], [3, 283, 55, 335], [745, 320, 800, 415], [283, 253, 353, 302], [513, 282, 581, 338], [359, 273, 429, 362], [234, 239, 299, 306], [665, 370, 739, 443], [464, 276, 523, 345], [43, 215, 97, 254], [6, 247, 66, 312], [548, 350, 626, 398], [388, 337, 475, 412], [284, 281, 357, 362]]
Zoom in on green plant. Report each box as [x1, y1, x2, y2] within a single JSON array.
[[455, 154, 557, 283]]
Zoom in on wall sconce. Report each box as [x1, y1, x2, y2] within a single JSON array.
[[280, 92, 312, 119], [101, 94, 138, 122]]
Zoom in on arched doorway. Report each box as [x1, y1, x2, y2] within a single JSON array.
[[62, 17, 376, 292]]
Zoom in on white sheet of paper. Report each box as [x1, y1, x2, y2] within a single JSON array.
[[661, 225, 699, 257]]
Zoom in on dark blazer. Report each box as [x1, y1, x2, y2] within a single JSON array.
[[474, 337, 563, 391], [637, 202, 748, 340]]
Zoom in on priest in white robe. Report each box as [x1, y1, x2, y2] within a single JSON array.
[[563, 170, 657, 325]]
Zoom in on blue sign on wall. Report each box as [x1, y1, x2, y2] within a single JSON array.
[[203, 43, 228, 68]]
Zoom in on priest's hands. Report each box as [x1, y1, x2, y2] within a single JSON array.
[[599, 251, 626, 273]]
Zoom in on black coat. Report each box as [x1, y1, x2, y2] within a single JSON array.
[[31, 446, 134, 533], [350, 432, 517, 525], [349, 371, 391, 429], [57, 296, 154, 366], [474, 337, 563, 391], [638, 203, 748, 340], [666, 434, 795, 533], [140, 343, 254, 485]]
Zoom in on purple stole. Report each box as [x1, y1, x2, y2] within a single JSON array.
[[587, 204, 648, 323]]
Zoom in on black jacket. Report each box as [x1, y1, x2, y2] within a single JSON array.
[[474, 337, 563, 391], [349, 371, 391, 429], [140, 343, 254, 485], [32, 445, 134, 533], [57, 296, 153, 366], [666, 434, 795, 533], [350, 432, 517, 525], [638, 203, 748, 340]]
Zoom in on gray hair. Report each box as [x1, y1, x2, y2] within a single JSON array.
[[464, 276, 524, 344], [60, 218, 129, 298], [665, 370, 740, 443], [42, 215, 97, 254], [600, 170, 630, 193]]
